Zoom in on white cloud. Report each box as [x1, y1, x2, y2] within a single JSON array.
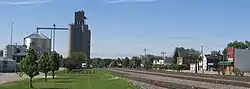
[[0, 0, 52, 5], [106, 0, 158, 3]]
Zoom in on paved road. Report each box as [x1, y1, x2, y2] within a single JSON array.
[[0, 68, 65, 84]]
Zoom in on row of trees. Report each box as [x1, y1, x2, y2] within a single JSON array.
[[62, 53, 166, 71], [61, 40, 250, 75], [19, 49, 60, 88]]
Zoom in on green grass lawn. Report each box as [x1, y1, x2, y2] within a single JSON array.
[[0, 69, 139, 89]]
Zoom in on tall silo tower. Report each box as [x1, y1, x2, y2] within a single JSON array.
[[69, 10, 91, 59]]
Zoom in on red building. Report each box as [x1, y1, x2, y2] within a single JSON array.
[[224, 48, 250, 72], [225, 48, 235, 71]]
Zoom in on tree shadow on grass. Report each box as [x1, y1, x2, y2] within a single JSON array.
[[37, 88, 69, 89], [55, 77, 71, 80], [53, 80, 73, 83], [52, 77, 73, 83]]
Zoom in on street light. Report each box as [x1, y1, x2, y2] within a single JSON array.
[[161, 52, 166, 60]]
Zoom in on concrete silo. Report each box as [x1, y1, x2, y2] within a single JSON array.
[[68, 10, 91, 59]]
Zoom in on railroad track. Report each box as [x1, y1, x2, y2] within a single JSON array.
[[115, 68, 250, 88], [110, 69, 207, 89], [110, 68, 250, 89], [133, 68, 250, 82]]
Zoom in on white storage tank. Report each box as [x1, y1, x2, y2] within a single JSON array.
[[23, 32, 51, 54]]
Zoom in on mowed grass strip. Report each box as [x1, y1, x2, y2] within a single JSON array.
[[0, 69, 139, 89]]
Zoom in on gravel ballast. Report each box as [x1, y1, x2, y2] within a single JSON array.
[[117, 68, 250, 88], [110, 69, 250, 89], [128, 79, 168, 89]]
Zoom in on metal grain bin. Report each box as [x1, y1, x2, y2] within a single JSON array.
[[24, 32, 51, 54]]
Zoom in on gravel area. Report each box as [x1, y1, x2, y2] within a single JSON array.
[[135, 68, 250, 82], [110, 69, 250, 89], [118, 68, 250, 88], [128, 79, 168, 89]]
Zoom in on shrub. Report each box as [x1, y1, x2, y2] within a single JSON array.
[[222, 69, 226, 75], [229, 70, 233, 75], [233, 68, 241, 76]]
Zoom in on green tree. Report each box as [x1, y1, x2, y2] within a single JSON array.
[[227, 41, 249, 49], [129, 57, 137, 68], [38, 52, 50, 82], [70, 52, 87, 68], [49, 51, 60, 79], [19, 48, 39, 88], [122, 57, 130, 68], [173, 47, 188, 64], [64, 58, 75, 72], [222, 40, 250, 59], [91, 58, 102, 68], [135, 57, 142, 68], [109, 60, 118, 68], [211, 51, 222, 56], [101, 59, 112, 68], [173, 49, 179, 64], [116, 58, 123, 67], [59, 55, 63, 59], [146, 55, 160, 69], [189, 49, 201, 73]]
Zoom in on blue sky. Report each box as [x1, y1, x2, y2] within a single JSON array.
[[0, 0, 250, 58]]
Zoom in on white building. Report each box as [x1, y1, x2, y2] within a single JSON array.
[[190, 63, 199, 71], [153, 60, 164, 65], [0, 57, 16, 72], [199, 55, 207, 71]]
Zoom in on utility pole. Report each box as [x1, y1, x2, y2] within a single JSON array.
[[144, 48, 147, 69], [53, 24, 56, 51], [10, 22, 14, 46], [15, 43, 17, 73], [195, 57, 198, 73], [10, 22, 14, 59], [50, 27, 53, 51], [201, 45, 204, 74]]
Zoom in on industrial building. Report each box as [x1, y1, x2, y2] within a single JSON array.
[[0, 57, 16, 72], [0, 50, 3, 57], [5, 44, 26, 59], [69, 10, 91, 59]]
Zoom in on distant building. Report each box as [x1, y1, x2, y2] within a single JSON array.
[[0, 57, 16, 72], [221, 48, 250, 72], [69, 10, 91, 59], [5, 45, 26, 59], [153, 60, 164, 65], [0, 50, 3, 57], [198, 55, 207, 71], [13, 52, 27, 62], [205, 55, 222, 71], [164, 57, 172, 66], [190, 63, 199, 71]]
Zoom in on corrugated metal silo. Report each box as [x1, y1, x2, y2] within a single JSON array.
[[24, 32, 51, 54]]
